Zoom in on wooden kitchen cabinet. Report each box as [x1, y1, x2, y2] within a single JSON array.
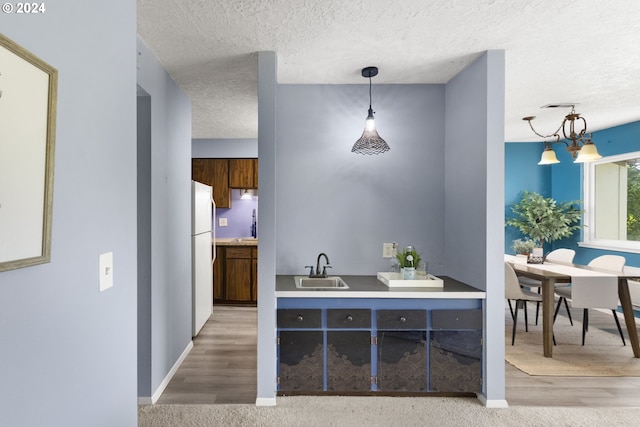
[[228, 159, 258, 189], [213, 246, 225, 301], [192, 158, 230, 208], [213, 245, 258, 304]]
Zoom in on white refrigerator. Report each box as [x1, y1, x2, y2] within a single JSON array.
[[192, 180, 215, 337]]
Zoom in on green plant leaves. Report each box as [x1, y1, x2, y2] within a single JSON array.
[[505, 191, 582, 246]]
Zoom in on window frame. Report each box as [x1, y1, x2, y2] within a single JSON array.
[[580, 150, 640, 254]]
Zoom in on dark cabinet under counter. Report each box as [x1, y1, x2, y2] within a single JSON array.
[[276, 297, 483, 397]]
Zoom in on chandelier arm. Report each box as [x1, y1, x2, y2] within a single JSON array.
[[526, 119, 563, 139]]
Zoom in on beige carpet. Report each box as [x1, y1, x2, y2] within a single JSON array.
[[506, 305, 640, 376], [138, 396, 640, 427]]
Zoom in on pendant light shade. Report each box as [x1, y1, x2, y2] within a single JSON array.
[[352, 67, 390, 155], [574, 139, 602, 163], [538, 145, 560, 165]]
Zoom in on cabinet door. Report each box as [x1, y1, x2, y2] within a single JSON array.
[[192, 159, 213, 186], [211, 159, 230, 208], [224, 247, 252, 302], [326, 331, 371, 391], [192, 159, 230, 208], [252, 159, 258, 188], [251, 248, 258, 302], [229, 159, 257, 188], [377, 330, 427, 392], [213, 246, 224, 301], [429, 309, 482, 393], [278, 331, 324, 392]]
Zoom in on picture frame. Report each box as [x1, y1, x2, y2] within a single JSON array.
[[0, 33, 57, 272]]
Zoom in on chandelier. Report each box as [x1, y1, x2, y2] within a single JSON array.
[[522, 106, 602, 165]]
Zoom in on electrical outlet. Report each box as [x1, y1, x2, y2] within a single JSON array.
[[383, 242, 395, 258], [218, 217, 228, 226], [99, 252, 113, 292]]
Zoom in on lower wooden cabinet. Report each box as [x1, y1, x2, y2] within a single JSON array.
[[213, 246, 257, 304], [276, 304, 483, 395]]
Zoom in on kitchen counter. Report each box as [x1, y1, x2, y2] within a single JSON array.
[[215, 237, 258, 246], [275, 275, 485, 299]]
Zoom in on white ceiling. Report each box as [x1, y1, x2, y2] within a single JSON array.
[[137, 0, 640, 142]]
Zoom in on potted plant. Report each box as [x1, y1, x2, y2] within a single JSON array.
[[512, 238, 537, 256], [396, 245, 422, 279], [506, 191, 582, 254]]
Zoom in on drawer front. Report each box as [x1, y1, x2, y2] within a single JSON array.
[[225, 247, 252, 259], [431, 310, 482, 330], [377, 310, 426, 330], [327, 309, 371, 328], [277, 309, 321, 328]]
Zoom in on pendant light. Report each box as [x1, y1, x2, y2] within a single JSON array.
[[351, 66, 390, 155]]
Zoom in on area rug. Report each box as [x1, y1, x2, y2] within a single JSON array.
[[505, 306, 640, 376]]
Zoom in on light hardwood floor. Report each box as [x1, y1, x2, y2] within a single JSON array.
[[157, 305, 257, 404], [156, 304, 640, 407]]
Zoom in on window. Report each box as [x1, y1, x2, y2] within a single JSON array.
[[581, 151, 640, 253]]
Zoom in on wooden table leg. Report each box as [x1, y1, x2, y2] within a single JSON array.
[[542, 278, 555, 357], [618, 278, 640, 358]]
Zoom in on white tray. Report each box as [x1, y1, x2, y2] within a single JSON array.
[[377, 272, 444, 288]]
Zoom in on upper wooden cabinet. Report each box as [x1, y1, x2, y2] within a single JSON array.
[[229, 159, 258, 189], [192, 158, 230, 208]]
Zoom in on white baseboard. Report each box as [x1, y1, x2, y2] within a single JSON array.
[[255, 397, 277, 406], [477, 394, 509, 408], [138, 340, 194, 405]]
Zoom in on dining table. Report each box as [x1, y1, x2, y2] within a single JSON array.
[[504, 254, 640, 358]]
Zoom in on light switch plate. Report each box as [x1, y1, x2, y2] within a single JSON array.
[[383, 242, 395, 258], [218, 217, 228, 226], [99, 252, 113, 292]]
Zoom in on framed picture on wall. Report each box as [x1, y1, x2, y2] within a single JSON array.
[[0, 33, 57, 272]]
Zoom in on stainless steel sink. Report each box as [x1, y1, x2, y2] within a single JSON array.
[[294, 276, 349, 289]]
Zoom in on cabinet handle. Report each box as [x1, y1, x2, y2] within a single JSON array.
[[296, 315, 304, 322], [399, 316, 407, 323], [346, 315, 354, 322]]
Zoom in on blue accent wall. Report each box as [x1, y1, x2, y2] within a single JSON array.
[[504, 142, 551, 253], [505, 121, 640, 267], [552, 121, 640, 266]]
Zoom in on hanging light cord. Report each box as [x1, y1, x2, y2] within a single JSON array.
[[368, 76, 373, 111]]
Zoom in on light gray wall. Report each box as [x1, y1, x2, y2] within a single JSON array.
[[444, 51, 506, 404], [137, 91, 152, 397], [136, 38, 193, 400], [275, 84, 446, 275], [0, 2, 138, 426], [256, 51, 278, 403], [192, 138, 258, 158]]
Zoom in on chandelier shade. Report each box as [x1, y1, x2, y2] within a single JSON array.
[[538, 145, 560, 165]]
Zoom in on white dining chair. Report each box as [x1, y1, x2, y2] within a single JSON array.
[[518, 248, 576, 325], [554, 254, 626, 345], [506, 262, 543, 345]]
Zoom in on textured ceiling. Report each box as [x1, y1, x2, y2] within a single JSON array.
[[137, 0, 640, 142]]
